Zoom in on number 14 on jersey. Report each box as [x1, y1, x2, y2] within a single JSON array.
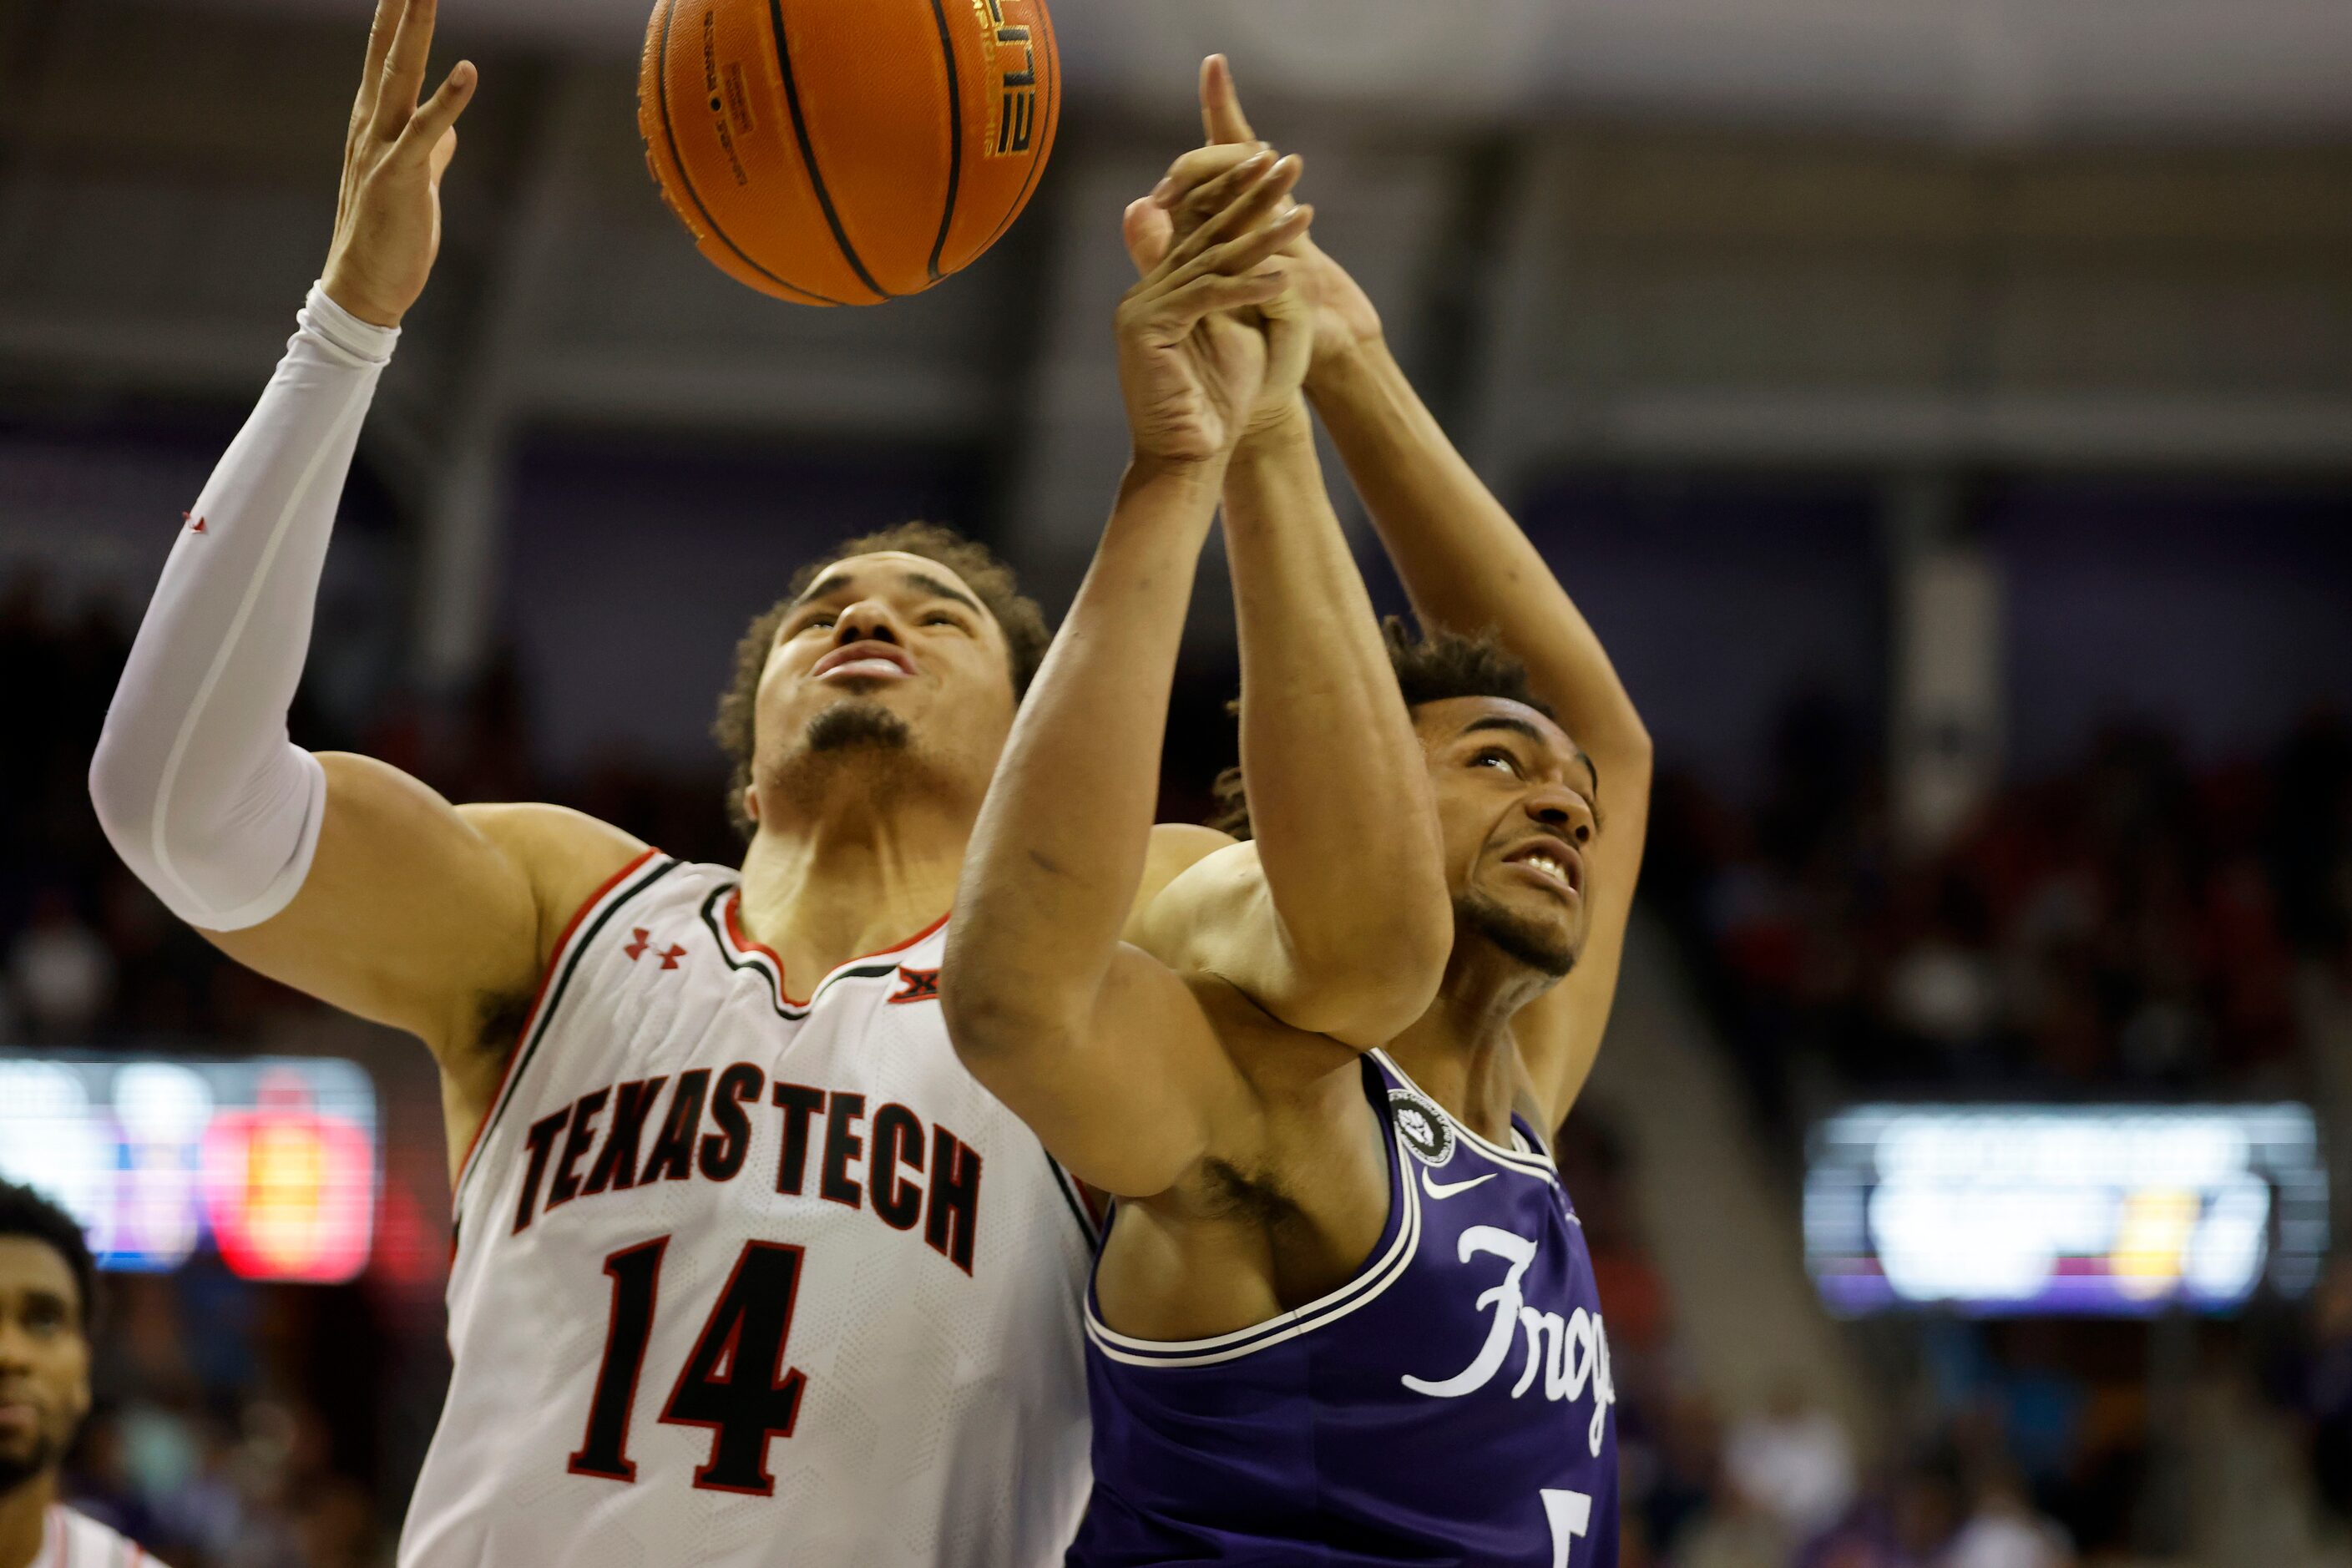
[[570, 1237, 812, 1495]]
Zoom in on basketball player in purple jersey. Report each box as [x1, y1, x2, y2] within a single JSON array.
[[943, 61, 1653, 1566]]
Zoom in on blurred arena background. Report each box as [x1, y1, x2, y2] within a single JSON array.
[[4, 0, 2352, 1563]]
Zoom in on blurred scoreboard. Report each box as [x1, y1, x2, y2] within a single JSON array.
[[0, 1054, 377, 1282], [1806, 1104, 2329, 1317]]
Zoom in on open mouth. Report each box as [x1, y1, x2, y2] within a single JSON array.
[[812, 642, 915, 682], [1501, 836, 1583, 898]]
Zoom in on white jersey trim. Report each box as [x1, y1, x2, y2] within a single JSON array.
[[1372, 1049, 1560, 1182], [1083, 1111, 1422, 1368]]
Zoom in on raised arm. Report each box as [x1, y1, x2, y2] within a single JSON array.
[[88, 0, 638, 1129], [945, 160, 1321, 1198], [1126, 180, 1450, 1045], [1308, 333, 1651, 1124], [1141, 59, 1654, 1126]]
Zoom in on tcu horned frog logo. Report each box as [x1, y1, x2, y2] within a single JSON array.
[[1388, 1088, 1455, 1166]]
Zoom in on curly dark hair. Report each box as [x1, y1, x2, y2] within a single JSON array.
[[0, 1177, 97, 1331], [1206, 620, 1553, 842], [713, 522, 1052, 838]]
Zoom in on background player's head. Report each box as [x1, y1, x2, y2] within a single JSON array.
[[1211, 622, 1596, 982], [0, 1180, 96, 1498], [716, 522, 1052, 838]]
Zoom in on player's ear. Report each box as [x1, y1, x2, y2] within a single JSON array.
[[742, 785, 761, 827]]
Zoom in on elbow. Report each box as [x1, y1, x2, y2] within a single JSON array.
[[1279, 964, 1445, 1050], [939, 942, 1070, 1081], [938, 981, 1014, 1072], [1277, 886, 1454, 1048], [87, 728, 155, 868]]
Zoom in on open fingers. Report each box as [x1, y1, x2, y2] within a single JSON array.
[[1150, 143, 1261, 210], [371, 0, 441, 140], [1158, 154, 1302, 277], [352, 0, 407, 125], [1146, 148, 1270, 275], [397, 60, 478, 164], [1155, 267, 1287, 331], [1199, 54, 1257, 145], [1168, 149, 1298, 248], [1153, 204, 1312, 301]]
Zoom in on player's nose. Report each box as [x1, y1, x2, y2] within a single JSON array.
[[832, 601, 903, 646], [1524, 784, 1595, 847]]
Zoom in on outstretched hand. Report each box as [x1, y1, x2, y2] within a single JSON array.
[[321, 0, 478, 328], [1123, 56, 1383, 378], [1114, 152, 1313, 468]]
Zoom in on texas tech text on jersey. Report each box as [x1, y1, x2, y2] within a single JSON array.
[[399, 852, 1095, 1568], [507, 1066, 985, 1274]]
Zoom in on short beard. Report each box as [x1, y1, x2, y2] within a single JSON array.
[[771, 699, 917, 817], [1458, 890, 1577, 979], [0, 1434, 58, 1497], [804, 699, 910, 756]]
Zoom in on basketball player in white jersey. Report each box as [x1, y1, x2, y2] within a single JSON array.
[[85, 2, 1427, 1562], [0, 1181, 169, 1568]]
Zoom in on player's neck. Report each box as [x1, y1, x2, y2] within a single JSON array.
[[1384, 941, 1550, 1143], [0, 1469, 57, 1568], [735, 804, 966, 986]]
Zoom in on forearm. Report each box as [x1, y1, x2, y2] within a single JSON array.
[[1220, 407, 1447, 1012], [1309, 340, 1651, 771], [948, 459, 1223, 1042], [89, 285, 396, 929]]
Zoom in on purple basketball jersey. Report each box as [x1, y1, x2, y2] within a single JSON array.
[[1070, 1050, 1619, 1566]]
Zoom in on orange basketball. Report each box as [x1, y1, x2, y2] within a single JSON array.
[[637, 0, 1060, 305]]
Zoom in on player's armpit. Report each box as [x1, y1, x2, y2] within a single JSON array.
[[205, 755, 644, 1078], [1133, 839, 1443, 1050], [948, 941, 1249, 1199]]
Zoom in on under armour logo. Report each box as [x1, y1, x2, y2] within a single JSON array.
[[889, 966, 941, 1004], [625, 928, 686, 969], [184, 510, 207, 534]]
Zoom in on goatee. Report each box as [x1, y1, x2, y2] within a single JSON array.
[[774, 699, 918, 814], [804, 700, 911, 754], [1458, 890, 1576, 978]]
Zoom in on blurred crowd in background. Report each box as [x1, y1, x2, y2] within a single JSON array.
[[6, 0, 2351, 1554], [1648, 704, 2352, 1114], [6, 562, 2349, 1568]]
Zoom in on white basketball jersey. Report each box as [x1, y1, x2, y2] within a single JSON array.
[[33, 1505, 165, 1567], [399, 853, 1097, 1568]]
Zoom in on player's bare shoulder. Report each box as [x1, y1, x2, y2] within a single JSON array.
[[449, 801, 645, 1060], [457, 802, 647, 960]]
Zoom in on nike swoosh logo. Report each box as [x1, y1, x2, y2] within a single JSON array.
[[1421, 1170, 1497, 1201]]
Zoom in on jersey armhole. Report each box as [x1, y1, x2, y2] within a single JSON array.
[[449, 848, 672, 1211]]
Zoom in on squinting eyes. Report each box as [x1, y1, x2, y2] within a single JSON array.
[[797, 612, 965, 633]]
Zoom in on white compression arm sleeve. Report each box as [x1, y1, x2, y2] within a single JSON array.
[[89, 284, 398, 931]]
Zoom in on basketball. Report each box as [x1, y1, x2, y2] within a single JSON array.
[[636, 0, 1060, 305]]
